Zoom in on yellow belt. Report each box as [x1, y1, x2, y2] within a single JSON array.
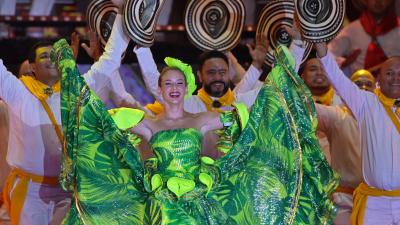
[[351, 182, 400, 225], [2, 168, 59, 225]]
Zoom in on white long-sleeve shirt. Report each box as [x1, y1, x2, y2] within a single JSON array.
[[321, 52, 400, 190], [0, 14, 129, 177], [133, 47, 263, 112]]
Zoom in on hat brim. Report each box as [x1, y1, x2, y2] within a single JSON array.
[[256, 0, 313, 67], [86, 0, 118, 47], [123, 0, 166, 47], [295, 0, 345, 43], [184, 0, 245, 51]]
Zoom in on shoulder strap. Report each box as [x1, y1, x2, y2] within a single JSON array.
[[39, 99, 64, 144]]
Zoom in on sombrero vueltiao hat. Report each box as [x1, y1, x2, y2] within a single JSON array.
[[123, 0, 166, 47], [184, 0, 245, 52], [295, 0, 345, 42], [256, 0, 313, 66], [86, 0, 118, 47]]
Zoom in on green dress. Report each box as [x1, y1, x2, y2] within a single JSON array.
[[53, 39, 339, 225]]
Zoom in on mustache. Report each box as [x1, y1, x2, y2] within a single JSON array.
[[210, 81, 226, 86]]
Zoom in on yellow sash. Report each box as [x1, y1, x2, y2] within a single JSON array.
[[146, 101, 164, 115], [19, 76, 60, 101], [197, 88, 235, 113], [312, 87, 335, 106], [3, 168, 59, 225], [374, 89, 400, 133], [351, 182, 400, 225], [19, 76, 64, 143]]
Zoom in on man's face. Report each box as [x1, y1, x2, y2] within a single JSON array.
[[363, 0, 393, 16], [354, 77, 376, 92], [31, 46, 59, 83], [378, 57, 400, 99], [199, 58, 230, 97], [301, 58, 330, 89]]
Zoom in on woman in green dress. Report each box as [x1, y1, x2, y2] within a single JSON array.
[[53, 39, 339, 225]]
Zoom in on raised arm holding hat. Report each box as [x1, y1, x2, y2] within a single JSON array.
[[316, 40, 400, 225]]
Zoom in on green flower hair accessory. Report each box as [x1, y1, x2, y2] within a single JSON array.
[[164, 57, 196, 99]]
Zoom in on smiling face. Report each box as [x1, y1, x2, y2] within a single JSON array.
[[158, 68, 187, 104], [30, 46, 59, 85], [301, 58, 331, 95], [199, 58, 230, 97], [378, 57, 400, 99]]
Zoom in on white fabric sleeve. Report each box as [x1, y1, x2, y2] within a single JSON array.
[[320, 51, 366, 120], [0, 60, 29, 111], [108, 70, 143, 108], [83, 14, 130, 94], [133, 47, 162, 102], [327, 29, 352, 68], [289, 42, 306, 73], [232, 65, 262, 95]]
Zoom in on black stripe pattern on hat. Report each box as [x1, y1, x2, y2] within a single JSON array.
[[295, 0, 345, 43], [256, 0, 313, 66], [184, 0, 245, 51], [87, 0, 118, 47], [123, 0, 166, 47]]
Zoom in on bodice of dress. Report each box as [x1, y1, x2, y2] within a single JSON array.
[[149, 128, 203, 180]]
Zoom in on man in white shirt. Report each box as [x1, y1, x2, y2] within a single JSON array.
[[328, 0, 400, 76], [316, 41, 400, 225], [0, 9, 129, 225], [315, 70, 374, 225]]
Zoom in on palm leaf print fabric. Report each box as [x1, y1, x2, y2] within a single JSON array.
[[53, 38, 339, 225]]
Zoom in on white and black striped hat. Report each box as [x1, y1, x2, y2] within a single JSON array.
[[295, 0, 345, 42], [123, 0, 166, 47], [256, 0, 313, 66], [184, 0, 245, 51], [86, 0, 118, 47]]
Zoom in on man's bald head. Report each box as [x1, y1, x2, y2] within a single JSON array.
[[378, 56, 400, 99]]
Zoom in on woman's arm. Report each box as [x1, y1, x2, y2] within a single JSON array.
[[199, 112, 223, 134], [131, 118, 153, 142]]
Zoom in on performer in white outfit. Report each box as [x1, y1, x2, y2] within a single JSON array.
[[328, 0, 400, 75], [0, 11, 129, 225], [316, 42, 400, 225]]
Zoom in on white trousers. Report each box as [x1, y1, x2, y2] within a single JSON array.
[[363, 196, 400, 225], [8, 178, 71, 225]]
